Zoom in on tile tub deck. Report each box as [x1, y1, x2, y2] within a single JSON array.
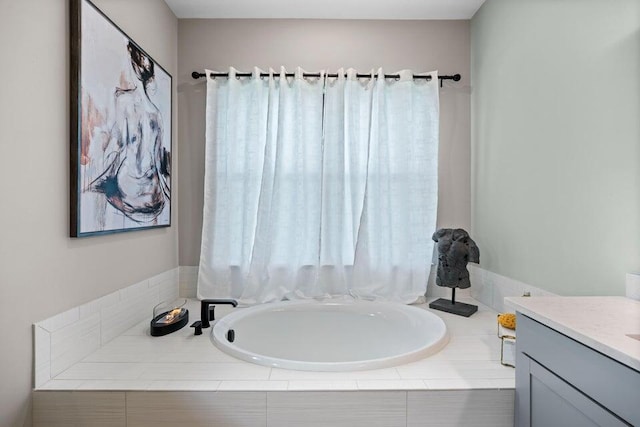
[[37, 296, 514, 392], [33, 296, 515, 426]]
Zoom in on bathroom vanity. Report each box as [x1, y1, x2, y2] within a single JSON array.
[[506, 296, 640, 427]]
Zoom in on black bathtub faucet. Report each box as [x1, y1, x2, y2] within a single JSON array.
[[200, 299, 238, 328]]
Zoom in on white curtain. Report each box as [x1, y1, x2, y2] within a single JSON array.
[[198, 67, 439, 304]]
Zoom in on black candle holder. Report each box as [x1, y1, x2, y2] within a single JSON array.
[[150, 299, 189, 337]]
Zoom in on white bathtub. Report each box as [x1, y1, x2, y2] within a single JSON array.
[[211, 299, 448, 371]]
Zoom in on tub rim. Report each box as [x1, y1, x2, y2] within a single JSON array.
[[210, 299, 449, 372]]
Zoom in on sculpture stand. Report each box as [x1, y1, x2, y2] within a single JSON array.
[[429, 288, 478, 317]]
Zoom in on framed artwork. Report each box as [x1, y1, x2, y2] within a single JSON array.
[[70, 0, 172, 237]]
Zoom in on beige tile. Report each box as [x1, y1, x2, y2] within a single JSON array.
[[152, 338, 243, 363], [397, 359, 514, 380], [179, 266, 198, 298], [33, 391, 125, 426], [50, 313, 101, 376], [38, 307, 80, 333], [76, 380, 151, 390], [488, 378, 516, 389], [267, 391, 406, 427], [149, 268, 179, 289], [121, 319, 153, 336], [470, 265, 492, 307], [399, 368, 464, 380], [138, 362, 271, 381], [158, 280, 180, 305], [119, 279, 151, 300], [427, 334, 501, 361], [146, 380, 221, 391], [149, 268, 180, 304], [180, 286, 197, 299], [34, 325, 51, 388], [493, 278, 526, 313], [55, 362, 146, 380], [357, 379, 427, 390], [79, 291, 120, 319], [287, 380, 358, 390], [269, 367, 400, 381], [153, 348, 243, 363], [179, 266, 198, 279], [37, 293, 518, 402], [468, 267, 558, 313], [126, 391, 266, 427], [218, 380, 289, 391], [83, 335, 162, 363], [407, 389, 514, 427], [435, 308, 498, 337], [423, 378, 493, 390], [101, 288, 159, 344], [455, 367, 514, 380], [37, 379, 84, 390]]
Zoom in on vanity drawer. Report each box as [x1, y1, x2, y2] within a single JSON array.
[[516, 313, 640, 426]]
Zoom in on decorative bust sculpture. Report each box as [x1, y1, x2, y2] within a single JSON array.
[[429, 228, 480, 317], [433, 228, 479, 289]]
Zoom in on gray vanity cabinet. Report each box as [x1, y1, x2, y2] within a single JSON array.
[[515, 314, 640, 427]]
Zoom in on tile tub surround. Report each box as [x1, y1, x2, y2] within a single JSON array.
[[178, 264, 555, 312], [33, 268, 180, 388], [33, 389, 515, 427], [468, 265, 557, 313], [179, 265, 198, 298], [34, 295, 514, 426], [36, 296, 514, 392], [627, 272, 640, 301], [506, 296, 640, 372]]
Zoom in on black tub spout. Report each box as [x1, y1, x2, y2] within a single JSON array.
[[200, 299, 238, 328]]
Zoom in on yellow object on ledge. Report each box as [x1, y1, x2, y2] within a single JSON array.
[[498, 313, 516, 330], [497, 313, 516, 368]]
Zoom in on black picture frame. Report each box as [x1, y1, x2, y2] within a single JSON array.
[[70, 0, 172, 237]]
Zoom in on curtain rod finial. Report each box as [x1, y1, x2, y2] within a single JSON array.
[[192, 71, 203, 79]]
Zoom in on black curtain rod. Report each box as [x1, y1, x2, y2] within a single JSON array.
[[192, 71, 461, 86]]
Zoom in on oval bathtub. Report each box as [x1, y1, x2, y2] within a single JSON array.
[[211, 300, 448, 371]]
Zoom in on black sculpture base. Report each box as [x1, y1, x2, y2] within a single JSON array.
[[429, 298, 478, 317]]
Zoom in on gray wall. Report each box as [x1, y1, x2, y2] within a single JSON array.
[[471, 0, 640, 295], [0, 1, 178, 425], [178, 19, 471, 265]]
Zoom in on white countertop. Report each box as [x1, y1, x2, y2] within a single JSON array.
[[505, 296, 640, 372]]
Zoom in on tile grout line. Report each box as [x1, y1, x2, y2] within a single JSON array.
[[405, 390, 408, 427], [265, 389, 269, 427], [47, 327, 52, 387]]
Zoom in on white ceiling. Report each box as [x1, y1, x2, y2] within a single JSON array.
[[165, 0, 487, 20]]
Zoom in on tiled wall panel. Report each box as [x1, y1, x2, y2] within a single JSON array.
[[33, 391, 126, 427], [126, 391, 266, 427], [407, 389, 514, 427], [267, 391, 406, 427]]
